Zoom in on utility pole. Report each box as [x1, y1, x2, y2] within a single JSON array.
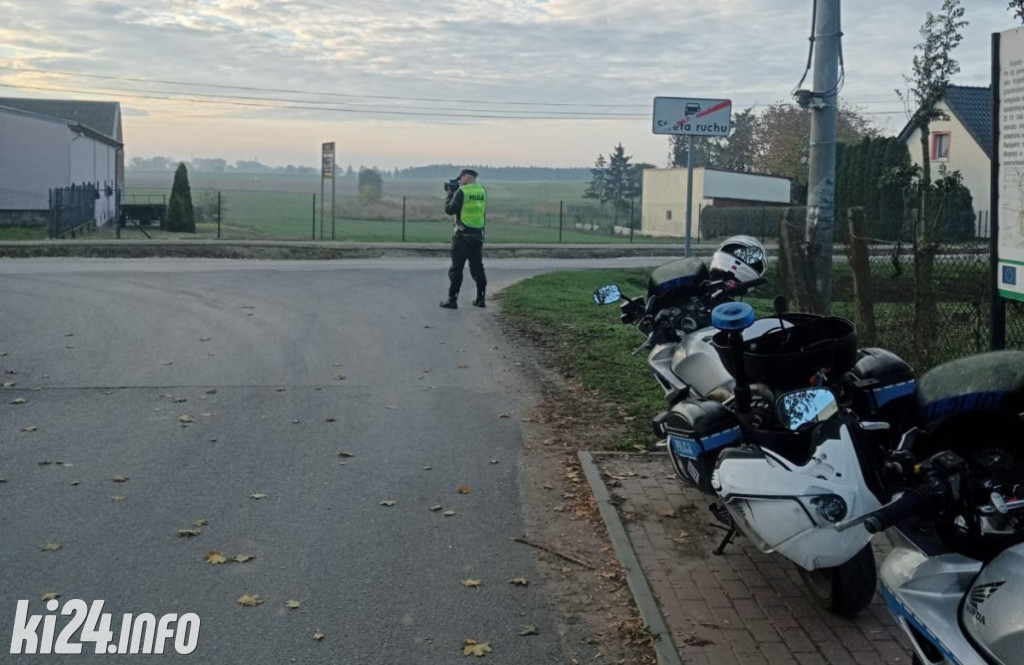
[[800, 0, 840, 314]]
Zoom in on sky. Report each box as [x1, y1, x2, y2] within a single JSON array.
[[0, 0, 1015, 170]]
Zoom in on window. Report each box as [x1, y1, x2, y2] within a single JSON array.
[[932, 132, 950, 161], [666, 209, 672, 221]]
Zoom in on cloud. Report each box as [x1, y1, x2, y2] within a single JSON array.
[[0, 0, 1014, 166]]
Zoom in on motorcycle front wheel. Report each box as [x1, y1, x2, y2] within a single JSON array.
[[796, 544, 877, 618]]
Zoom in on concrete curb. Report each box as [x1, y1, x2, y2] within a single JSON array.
[[0, 240, 713, 260], [578, 450, 683, 665]]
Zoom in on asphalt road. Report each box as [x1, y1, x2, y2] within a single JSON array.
[[0, 256, 663, 664]]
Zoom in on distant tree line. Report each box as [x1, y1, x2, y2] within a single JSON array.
[[391, 165, 591, 181]]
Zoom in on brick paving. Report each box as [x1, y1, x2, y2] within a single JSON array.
[[596, 454, 912, 665]]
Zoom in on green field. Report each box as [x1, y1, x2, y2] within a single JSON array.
[[123, 172, 669, 243]]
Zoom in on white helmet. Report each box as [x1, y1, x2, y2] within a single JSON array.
[[709, 235, 767, 283]]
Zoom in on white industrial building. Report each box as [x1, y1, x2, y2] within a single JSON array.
[[641, 167, 791, 239], [0, 98, 123, 227]]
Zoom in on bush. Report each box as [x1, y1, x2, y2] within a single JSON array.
[[165, 163, 195, 232]]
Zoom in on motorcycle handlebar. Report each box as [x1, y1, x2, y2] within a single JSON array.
[[863, 491, 931, 534]]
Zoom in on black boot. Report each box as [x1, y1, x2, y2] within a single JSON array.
[[439, 296, 458, 309], [472, 292, 486, 308]]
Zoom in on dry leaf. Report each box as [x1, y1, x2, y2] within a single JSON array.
[[457, 486, 471, 494], [178, 529, 201, 538], [205, 551, 228, 565], [232, 554, 255, 563], [429, 505, 443, 512], [458, 364, 469, 369], [237, 594, 263, 607], [69, 481, 79, 486], [2, 381, 15, 388], [178, 415, 195, 423], [192, 519, 208, 527], [313, 632, 325, 641], [332, 362, 343, 367], [490, 460, 499, 465], [205, 389, 217, 395], [40, 542, 62, 551], [380, 500, 396, 507], [507, 578, 529, 587], [333, 374, 346, 381], [111, 496, 127, 503], [275, 387, 287, 392], [199, 337, 211, 342], [161, 361, 173, 366], [41, 593, 60, 601], [519, 625, 538, 636], [325, 417, 337, 423], [462, 639, 492, 657], [338, 451, 355, 458], [21, 426, 37, 433], [422, 466, 432, 470], [285, 600, 301, 609], [172, 396, 187, 403], [10, 397, 26, 404], [250, 493, 267, 500], [658, 508, 678, 519], [461, 579, 483, 588], [111, 476, 129, 483], [498, 413, 511, 419], [443, 510, 456, 517]]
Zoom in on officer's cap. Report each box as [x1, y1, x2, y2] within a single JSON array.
[[459, 169, 478, 178]]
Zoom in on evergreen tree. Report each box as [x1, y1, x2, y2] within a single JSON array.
[[358, 167, 383, 203], [604, 144, 634, 214], [166, 162, 195, 232], [1011, 0, 1024, 23], [583, 154, 608, 207]]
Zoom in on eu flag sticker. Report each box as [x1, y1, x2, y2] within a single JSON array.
[[1003, 265, 1018, 286]]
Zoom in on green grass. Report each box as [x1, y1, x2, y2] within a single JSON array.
[[0, 226, 48, 240]]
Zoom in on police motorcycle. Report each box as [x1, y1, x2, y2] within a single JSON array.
[[592, 236, 774, 407], [833, 351, 1024, 664], [700, 300, 915, 617]]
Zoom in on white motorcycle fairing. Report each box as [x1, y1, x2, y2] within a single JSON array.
[[711, 422, 882, 570]]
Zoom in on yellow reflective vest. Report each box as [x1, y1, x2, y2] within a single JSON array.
[[458, 183, 486, 229]]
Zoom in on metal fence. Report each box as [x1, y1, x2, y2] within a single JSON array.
[[49, 183, 97, 238]]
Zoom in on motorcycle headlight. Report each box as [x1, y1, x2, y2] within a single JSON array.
[[811, 495, 848, 523]]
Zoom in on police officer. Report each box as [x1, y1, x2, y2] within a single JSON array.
[[440, 168, 487, 309]]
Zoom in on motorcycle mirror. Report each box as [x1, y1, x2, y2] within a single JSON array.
[[777, 388, 838, 431], [593, 284, 623, 305], [773, 295, 788, 316]]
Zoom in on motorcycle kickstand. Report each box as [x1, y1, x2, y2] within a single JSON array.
[[713, 526, 737, 556]]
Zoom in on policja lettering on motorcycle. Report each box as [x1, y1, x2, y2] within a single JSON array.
[[440, 168, 488, 309]]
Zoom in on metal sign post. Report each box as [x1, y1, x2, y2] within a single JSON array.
[[321, 142, 335, 241], [653, 97, 732, 256]]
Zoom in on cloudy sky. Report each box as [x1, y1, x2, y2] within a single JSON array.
[[0, 0, 1014, 169]]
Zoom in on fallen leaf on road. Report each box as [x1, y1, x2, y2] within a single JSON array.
[[178, 529, 201, 538], [172, 396, 187, 403], [275, 387, 287, 392], [21, 426, 37, 433], [65, 345, 75, 349], [462, 639, 492, 657], [658, 508, 678, 519], [457, 486, 471, 494], [519, 625, 538, 636], [237, 594, 263, 607], [205, 551, 227, 565], [111, 496, 127, 503], [178, 415, 195, 423], [161, 361, 173, 366], [199, 337, 211, 342], [325, 417, 336, 423], [250, 493, 267, 500], [380, 500, 396, 507], [286, 600, 300, 609], [334, 374, 346, 381], [443, 510, 456, 517], [40, 543, 62, 552], [192, 519, 208, 527], [10, 397, 26, 404], [462, 579, 483, 588], [205, 389, 217, 395], [498, 413, 511, 419], [232, 554, 255, 563], [490, 460, 498, 465], [430, 505, 443, 512], [386, 405, 397, 410], [42, 593, 61, 601], [2, 381, 15, 388], [111, 476, 129, 483], [423, 325, 433, 329], [338, 451, 355, 458], [422, 466, 432, 470], [313, 632, 325, 641], [458, 364, 469, 369], [507, 578, 529, 587], [69, 481, 79, 486]]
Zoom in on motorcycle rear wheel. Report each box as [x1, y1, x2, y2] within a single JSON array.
[[796, 544, 877, 618]]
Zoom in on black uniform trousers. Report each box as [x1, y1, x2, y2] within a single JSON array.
[[448, 231, 486, 299]]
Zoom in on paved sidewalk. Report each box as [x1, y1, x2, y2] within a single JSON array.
[[595, 454, 912, 665]]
